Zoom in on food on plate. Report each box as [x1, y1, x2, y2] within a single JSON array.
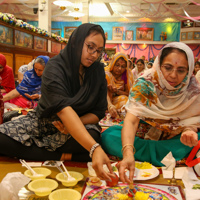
[[106, 173, 119, 187], [192, 184, 200, 189], [135, 162, 152, 169], [134, 191, 149, 200], [141, 171, 152, 177], [87, 177, 102, 187]]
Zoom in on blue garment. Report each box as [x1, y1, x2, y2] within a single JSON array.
[[101, 125, 200, 166], [16, 55, 49, 101]]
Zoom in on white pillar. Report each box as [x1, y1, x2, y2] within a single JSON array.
[[82, 1, 89, 23], [38, 0, 51, 52]]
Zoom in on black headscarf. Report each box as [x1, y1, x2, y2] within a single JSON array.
[[36, 23, 107, 119]]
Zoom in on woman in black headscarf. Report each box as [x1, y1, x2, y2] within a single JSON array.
[[0, 23, 113, 180]]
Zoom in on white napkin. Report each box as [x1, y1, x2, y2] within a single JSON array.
[[0, 172, 30, 200], [182, 168, 200, 200], [161, 152, 176, 178]]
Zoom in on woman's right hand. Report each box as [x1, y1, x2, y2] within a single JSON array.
[[92, 146, 115, 181], [117, 149, 135, 183]]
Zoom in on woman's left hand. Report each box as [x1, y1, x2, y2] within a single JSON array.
[[180, 130, 198, 147], [25, 93, 40, 100], [52, 121, 68, 134]]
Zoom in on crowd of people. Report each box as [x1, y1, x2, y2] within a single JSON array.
[[0, 23, 199, 183]]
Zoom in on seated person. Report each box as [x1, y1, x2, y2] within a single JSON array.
[[132, 59, 146, 80], [3, 55, 49, 108], [0, 24, 112, 183], [18, 59, 34, 84], [102, 42, 200, 181], [147, 62, 153, 69], [105, 52, 134, 118], [0, 53, 15, 94]]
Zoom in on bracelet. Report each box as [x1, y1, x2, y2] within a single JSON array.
[[121, 144, 136, 154], [89, 143, 100, 158]]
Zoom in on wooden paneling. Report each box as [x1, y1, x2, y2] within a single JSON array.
[[15, 54, 33, 75], [0, 52, 13, 70]]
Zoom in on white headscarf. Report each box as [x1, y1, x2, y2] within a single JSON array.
[[125, 42, 200, 140]]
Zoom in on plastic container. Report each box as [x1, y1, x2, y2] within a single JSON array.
[[28, 178, 58, 196], [56, 171, 84, 187], [49, 188, 81, 200]]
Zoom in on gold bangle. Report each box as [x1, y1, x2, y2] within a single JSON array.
[[121, 144, 136, 154]]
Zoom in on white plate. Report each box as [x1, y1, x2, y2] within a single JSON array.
[[112, 161, 159, 181]]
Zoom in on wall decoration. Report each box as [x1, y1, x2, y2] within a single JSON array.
[[194, 32, 200, 40], [15, 30, 33, 48], [52, 28, 61, 36], [125, 30, 133, 41], [34, 36, 47, 51], [64, 27, 76, 39], [62, 44, 66, 49], [105, 32, 108, 40], [181, 32, 187, 40], [112, 27, 123, 40], [0, 25, 13, 45], [182, 20, 194, 28], [51, 41, 62, 54], [136, 28, 154, 41], [195, 22, 200, 27], [187, 32, 193, 40]]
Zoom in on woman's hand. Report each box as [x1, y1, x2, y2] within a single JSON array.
[[117, 149, 135, 183], [107, 84, 117, 94], [24, 93, 40, 100], [92, 146, 115, 181], [108, 104, 118, 118], [180, 130, 198, 147], [52, 121, 68, 134]]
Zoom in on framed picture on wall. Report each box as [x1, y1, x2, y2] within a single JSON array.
[[15, 30, 33, 48], [0, 25, 13, 45], [187, 32, 193, 40], [181, 32, 187, 40], [181, 20, 194, 28], [52, 28, 61, 36], [194, 32, 200, 40], [195, 22, 200, 27], [64, 27, 76, 39], [34, 36, 47, 51], [51, 41, 62, 54], [125, 30, 133, 41], [112, 27, 123, 40], [136, 28, 154, 41]]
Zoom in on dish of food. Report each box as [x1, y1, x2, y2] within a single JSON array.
[[111, 161, 159, 181]]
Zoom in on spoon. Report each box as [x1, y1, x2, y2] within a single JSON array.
[[61, 162, 76, 181], [19, 159, 43, 177], [55, 161, 68, 179]]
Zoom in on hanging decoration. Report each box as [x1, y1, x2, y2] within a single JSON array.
[[0, 12, 68, 43]]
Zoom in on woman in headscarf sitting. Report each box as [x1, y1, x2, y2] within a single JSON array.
[[132, 58, 146, 80], [105, 52, 134, 118], [102, 42, 200, 181], [3, 55, 49, 108], [0, 53, 15, 94]]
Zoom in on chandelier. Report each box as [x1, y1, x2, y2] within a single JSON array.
[[53, 0, 73, 10], [68, 8, 85, 20]]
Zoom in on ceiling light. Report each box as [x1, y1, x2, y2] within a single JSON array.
[[53, 0, 73, 10], [68, 8, 84, 20]]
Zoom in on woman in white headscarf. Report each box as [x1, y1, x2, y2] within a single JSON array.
[[102, 42, 200, 182]]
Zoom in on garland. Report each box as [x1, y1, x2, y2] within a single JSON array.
[[0, 12, 68, 43]]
